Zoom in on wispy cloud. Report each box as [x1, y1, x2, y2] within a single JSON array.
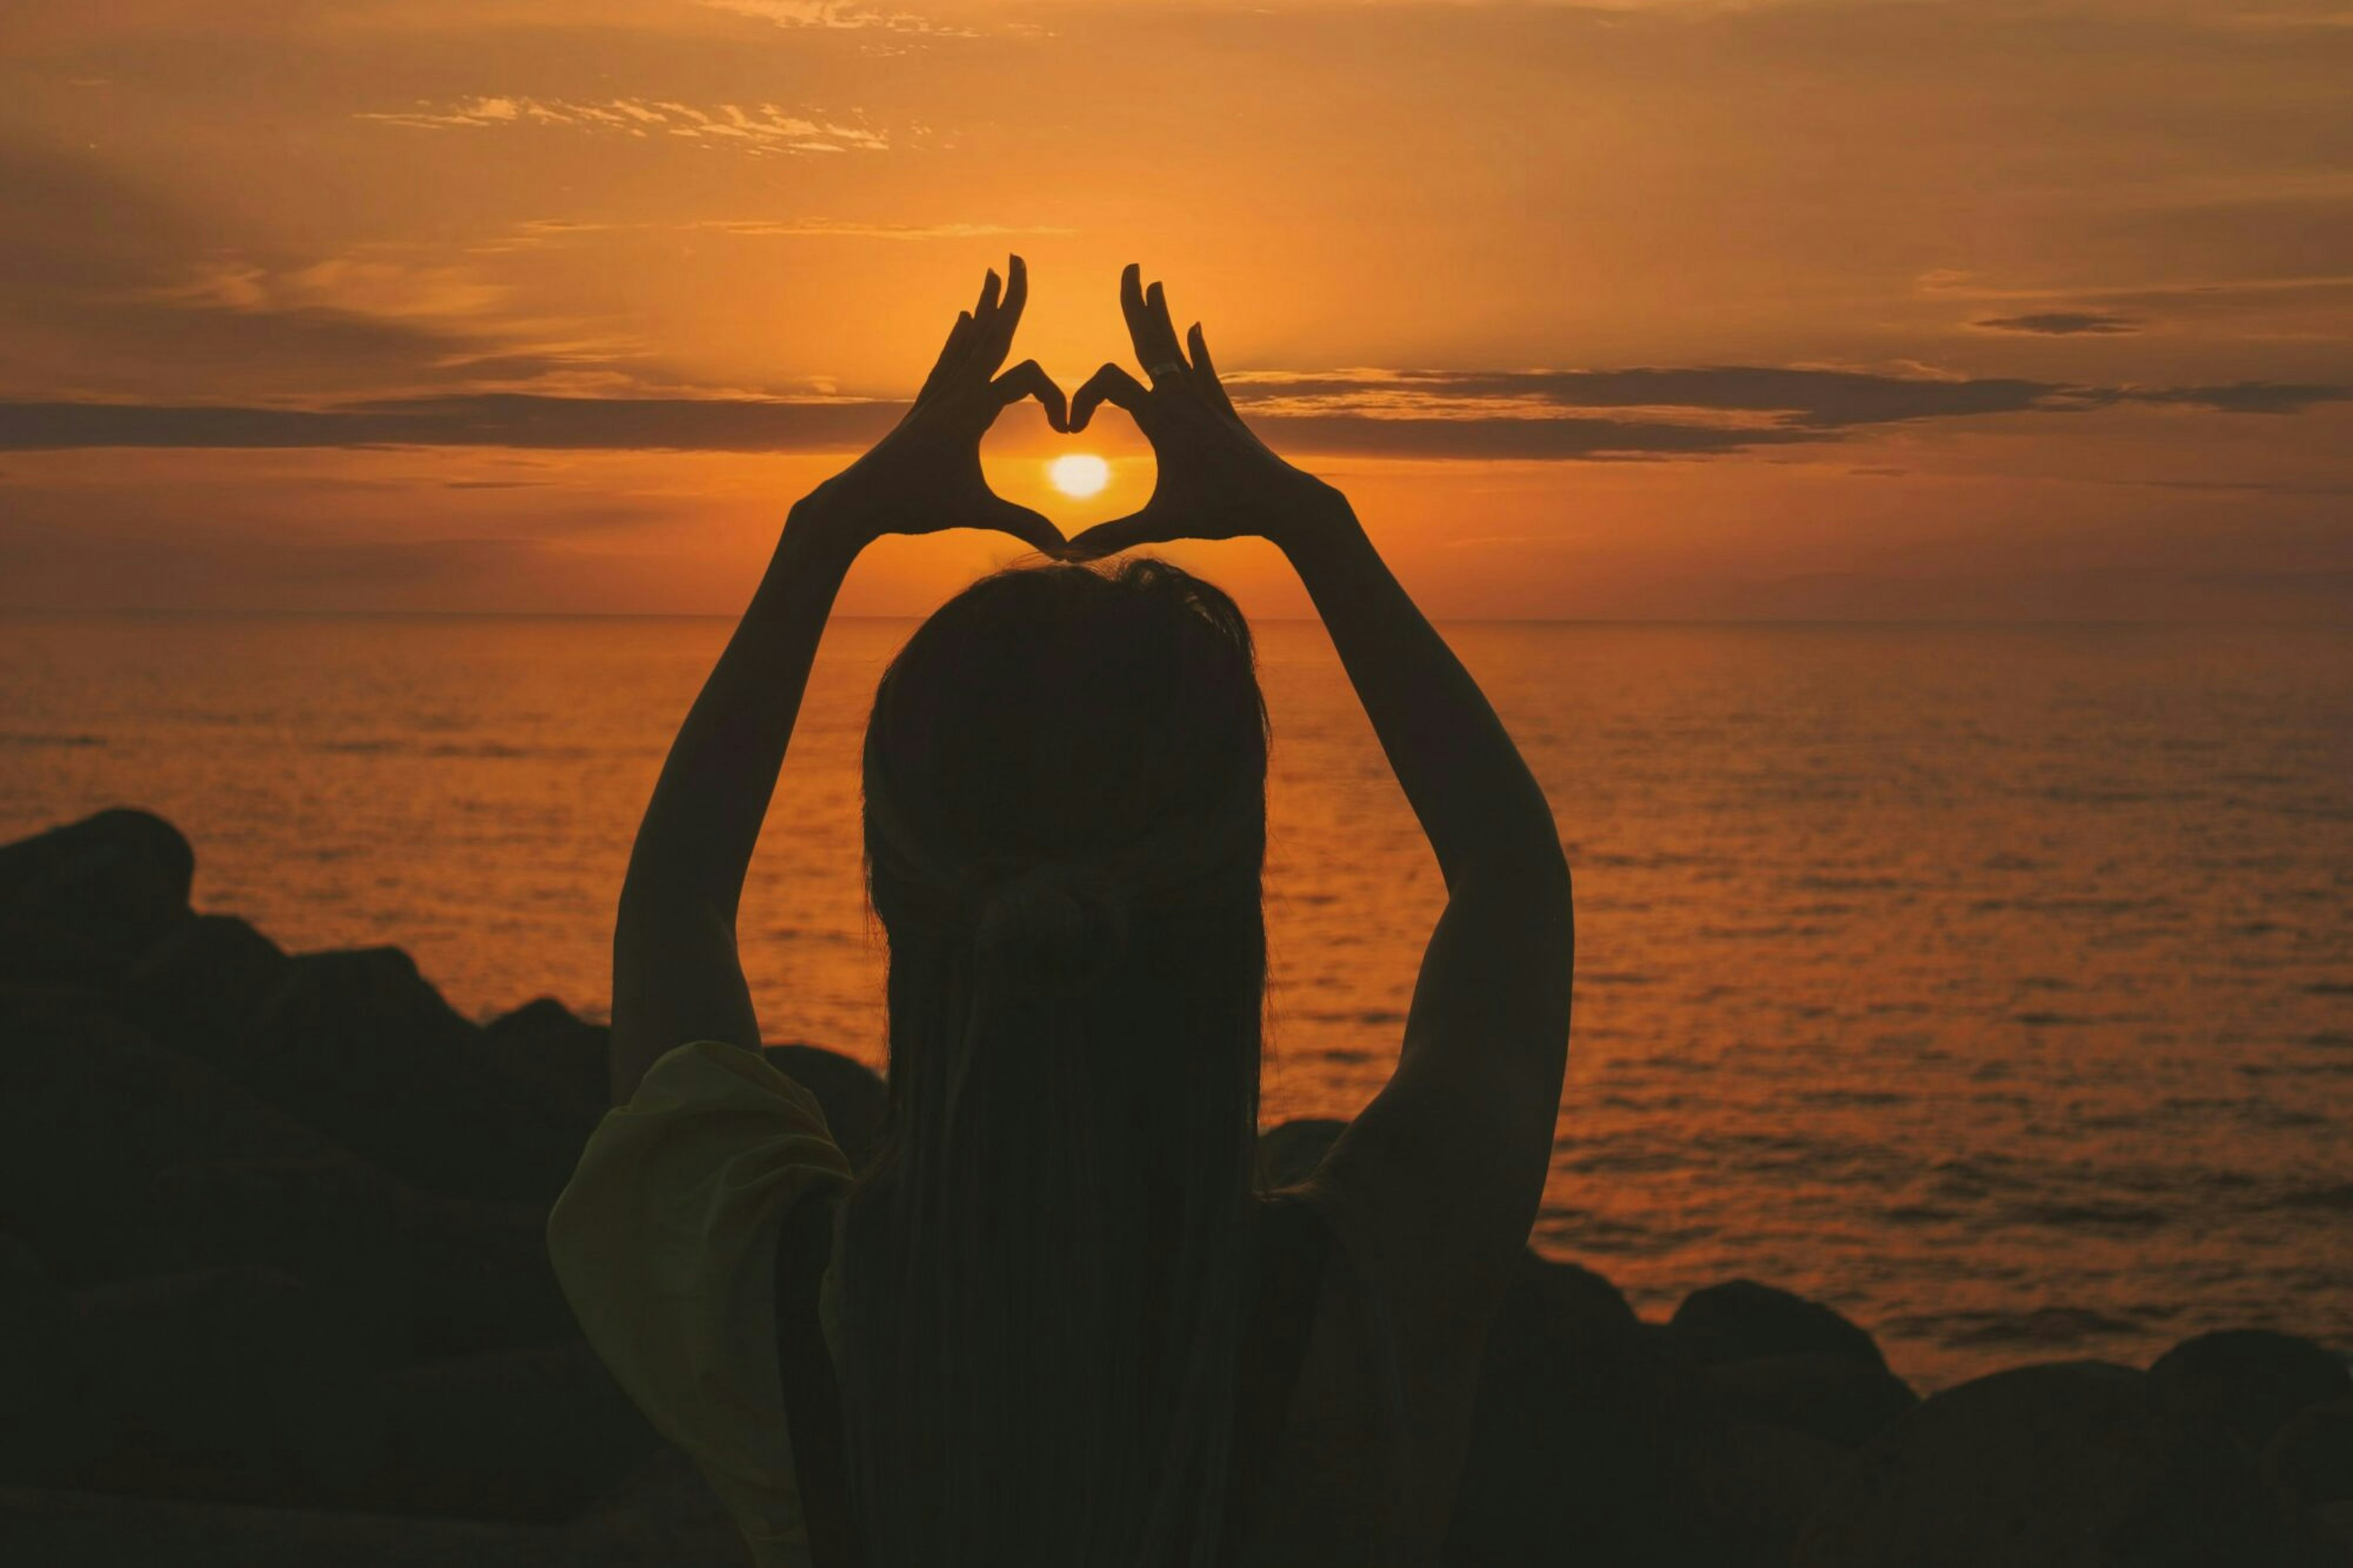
[[2126, 382, 2351, 415], [699, 0, 977, 34], [510, 218, 1071, 244], [1922, 270, 2353, 335], [6, 368, 2342, 458], [142, 256, 510, 323], [2123, 477, 2353, 496], [1971, 312, 2143, 336], [1222, 367, 2103, 428], [355, 97, 890, 155], [0, 395, 900, 453]]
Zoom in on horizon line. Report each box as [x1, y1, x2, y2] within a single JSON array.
[[4, 608, 2349, 630]]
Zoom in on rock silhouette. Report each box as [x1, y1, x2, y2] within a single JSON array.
[[2150, 1328, 2353, 1458], [1793, 1360, 2338, 1567], [2265, 1399, 2353, 1511], [0, 808, 194, 985], [1, 809, 2347, 1564], [1670, 1279, 1890, 1373]]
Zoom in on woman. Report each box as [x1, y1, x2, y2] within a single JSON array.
[[548, 257, 1572, 1567]]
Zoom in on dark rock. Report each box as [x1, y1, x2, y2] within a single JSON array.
[[1794, 1360, 2320, 1567], [0, 1237, 108, 1485], [1671, 1279, 1889, 1373], [400, 1199, 580, 1359], [140, 1158, 423, 1365], [0, 991, 350, 1284], [2150, 1329, 2353, 1458], [2265, 1399, 2353, 1508], [234, 948, 588, 1203], [485, 998, 612, 1133], [140, 1149, 576, 1356], [119, 914, 293, 1067], [764, 1044, 888, 1170], [1444, 1250, 1722, 1567], [1678, 1414, 1857, 1567], [375, 1340, 659, 1524], [0, 1482, 733, 1568], [1705, 1352, 1921, 1449], [1256, 1116, 1347, 1189], [0, 984, 572, 1352], [0, 809, 195, 985], [140, 1157, 575, 1362], [66, 1267, 390, 1508], [1521, 1248, 1640, 1328]]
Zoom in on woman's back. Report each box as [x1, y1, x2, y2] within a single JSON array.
[[590, 254, 1572, 1567], [771, 1173, 1497, 1567], [772, 1186, 1352, 1567]]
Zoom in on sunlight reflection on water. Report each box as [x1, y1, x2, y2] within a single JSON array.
[[4, 615, 2349, 1388]]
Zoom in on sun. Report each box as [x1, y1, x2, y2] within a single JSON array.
[[1046, 453, 1110, 499]]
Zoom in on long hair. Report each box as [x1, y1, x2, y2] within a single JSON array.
[[838, 557, 1272, 1567]]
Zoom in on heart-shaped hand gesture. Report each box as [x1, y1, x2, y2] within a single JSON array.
[[800, 256, 1336, 564], [1060, 263, 1341, 558], [802, 254, 1070, 554]]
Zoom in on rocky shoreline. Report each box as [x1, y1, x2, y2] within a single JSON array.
[[2, 809, 2347, 1564]]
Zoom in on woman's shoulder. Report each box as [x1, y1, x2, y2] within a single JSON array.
[[548, 1037, 852, 1279], [545, 1040, 855, 1567]]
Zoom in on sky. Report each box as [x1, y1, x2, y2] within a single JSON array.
[[1, 0, 2347, 619]]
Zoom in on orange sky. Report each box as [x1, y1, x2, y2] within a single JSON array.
[[1, 0, 2347, 619]]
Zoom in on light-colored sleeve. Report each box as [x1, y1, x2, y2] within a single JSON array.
[[547, 1039, 857, 1567]]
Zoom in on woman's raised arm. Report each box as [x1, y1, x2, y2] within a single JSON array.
[[608, 257, 1067, 1104], [1066, 265, 1574, 1359]]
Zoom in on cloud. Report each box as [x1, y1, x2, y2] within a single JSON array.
[[1922, 270, 2353, 333], [355, 97, 890, 155], [2128, 382, 2351, 414], [698, 0, 976, 34], [1221, 366, 2105, 428], [1248, 414, 1821, 460], [1971, 312, 2143, 336], [5, 368, 2343, 458], [143, 255, 511, 322], [0, 395, 905, 452], [2124, 477, 2353, 496], [511, 218, 1072, 244], [0, 137, 653, 403]]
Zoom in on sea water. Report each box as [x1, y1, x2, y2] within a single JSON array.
[[4, 614, 2347, 1388]]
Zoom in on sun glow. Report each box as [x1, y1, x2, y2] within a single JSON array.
[[1046, 453, 1110, 498]]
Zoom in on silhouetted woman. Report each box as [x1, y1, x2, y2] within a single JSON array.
[[549, 257, 1572, 1567]]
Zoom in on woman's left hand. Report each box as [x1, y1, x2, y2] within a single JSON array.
[[797, 253, 1069, 554]]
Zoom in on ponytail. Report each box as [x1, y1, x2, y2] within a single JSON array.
[[836, 558, 1271, 1568]]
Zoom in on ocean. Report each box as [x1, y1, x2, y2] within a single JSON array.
[[4, 613, 2348, 1390]]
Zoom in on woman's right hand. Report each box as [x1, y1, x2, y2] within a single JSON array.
[[1062, 263, 1348, 557]]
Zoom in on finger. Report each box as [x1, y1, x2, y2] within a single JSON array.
[[1188, 322, 1241, 420], [991, 358, 1068, 433], [972, 253, 1026, 379], [1062, 504, 1180, 559], [1118, 263, 1158, 372], [1068, 362, 1153, 434], [949, 268, 1001, 379], [916, 310, 977, 403], [1140, 280, 1189, 387], [982, 498, 1065, 556]]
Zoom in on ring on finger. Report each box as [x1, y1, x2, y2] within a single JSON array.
[[1146, 360, 1187, 382]]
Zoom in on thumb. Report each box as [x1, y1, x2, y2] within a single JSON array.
[[1061, 502, 1184, 559], [982, 498, 1066, 555]]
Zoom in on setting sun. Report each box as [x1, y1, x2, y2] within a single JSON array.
[[1047, 453, 1111, 499]]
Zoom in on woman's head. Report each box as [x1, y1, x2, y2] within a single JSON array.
[[841, 557, 1275, 1567], [863, 555, 1268, 974]]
